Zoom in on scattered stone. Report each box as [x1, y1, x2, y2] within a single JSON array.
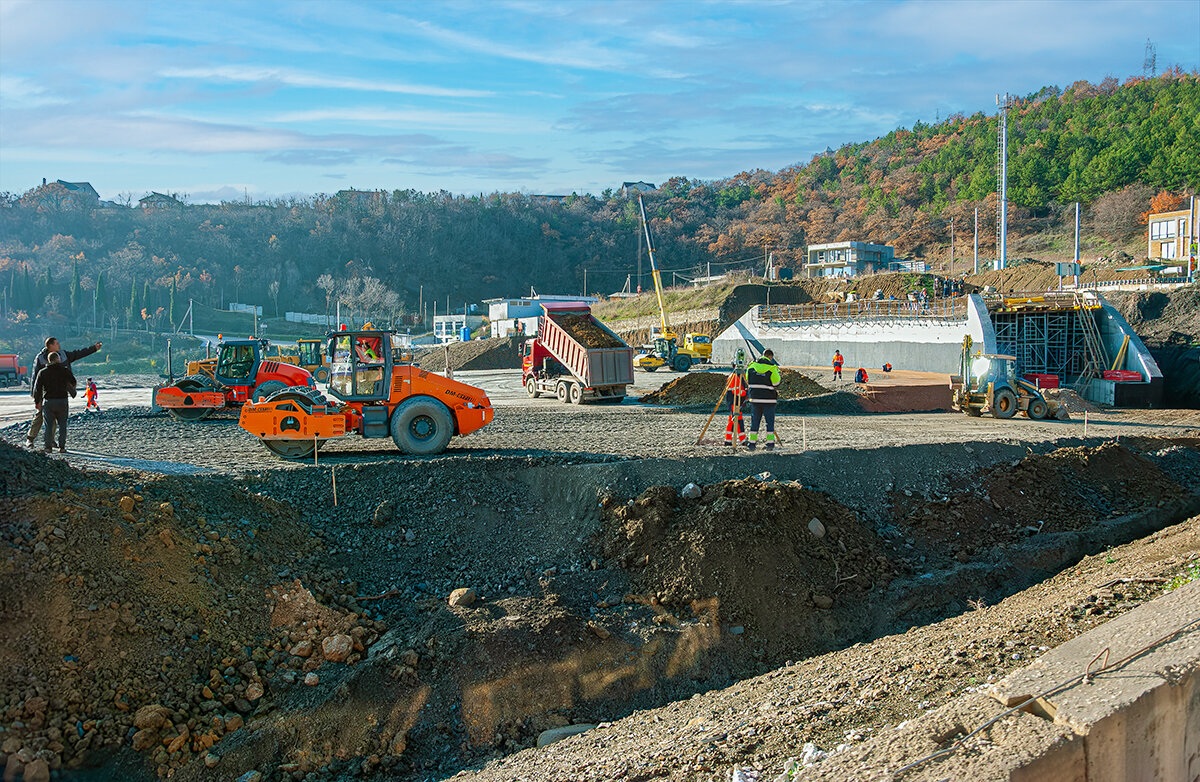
[[304, 673, 319, 686], [21, 758, 50, 782], [245, 681, 264, 701], [808, 518, 826, 539], [292, 640, 313, 657], [813, 594, 834, 610], [204, 752, 220, 768], [223, 714, 244, 732], [681, 482, 702, 500], [536, 723, 596, 748], [448, 587, 476, 607], [158, 502, 174, 516], [134, 704, 172, 731], [119, 496, 136, 513], [237, 772, 263, 782], [372, 499, 396, 528], [322, 634, 353, 663]]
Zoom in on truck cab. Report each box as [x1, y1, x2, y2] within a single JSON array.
[[296, 338, 330, 383], [683, 333, 712, 361]]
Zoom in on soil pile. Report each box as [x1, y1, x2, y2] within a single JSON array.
[[411, 336, 522, 371], [891, 441, 1191, 557], [1108, 287, 1200, 408], [1041, 387, 1103, 413], [0, 443, 384, 779], [556, 315, 626, 349], [600, 478, 893, 653], [639, 369, 828, 405]]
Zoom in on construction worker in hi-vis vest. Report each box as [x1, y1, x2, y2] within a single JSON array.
[[746, 350, 781, 451], [724, 371, 747, 445]]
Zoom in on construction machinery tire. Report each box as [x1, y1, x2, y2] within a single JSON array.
[[556, 382, 570, 403], [992, 388, 1018, 419], [965, 406, 983, 417], [166, 375, 220, 422], [314, 367, 330, 384], [251, 380, 288, 403], [673, 355, 692, 372], [598, 395, 624, 404], [526, 377, 540, 398], [643, 365, 658, 372], [1027, 398, 1048, 420], [257, 388, 330, 460], [569, 383, 584, 405], [390, 396, 453, 455]]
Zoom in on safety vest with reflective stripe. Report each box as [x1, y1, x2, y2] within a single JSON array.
[[747, 360, 780, 404]]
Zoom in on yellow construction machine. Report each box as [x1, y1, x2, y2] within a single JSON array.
[[950, 336, 1067, 420], [631, 195, 710, 372]]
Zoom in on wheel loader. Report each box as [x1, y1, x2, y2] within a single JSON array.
[[239, 329, 493, 459], [154, 338, 315, 422], [950, 336, 1067, 420]]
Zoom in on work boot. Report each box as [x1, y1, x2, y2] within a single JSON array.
[[723, 441, 733, 447], [765, 443, 775, 451], [746, 443, 756, 451], [25, 438, 35, 450]]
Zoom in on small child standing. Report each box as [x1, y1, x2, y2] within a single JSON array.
[[85, 378, 101, 412]]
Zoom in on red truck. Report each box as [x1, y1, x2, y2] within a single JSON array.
[[521, 303, 634, 404], [0, 354, 29, 388]]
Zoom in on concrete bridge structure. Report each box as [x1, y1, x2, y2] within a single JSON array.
[[712, 292, 1163, 407]]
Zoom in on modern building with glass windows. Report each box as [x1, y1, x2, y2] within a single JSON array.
[[1146, 207, 1194, 260], [803, 241, 896, 278]]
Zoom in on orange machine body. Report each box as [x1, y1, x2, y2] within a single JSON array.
[[237, 329, 492, 459]]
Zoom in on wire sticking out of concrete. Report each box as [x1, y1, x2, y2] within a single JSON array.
[[891, 614, 1200, 777]]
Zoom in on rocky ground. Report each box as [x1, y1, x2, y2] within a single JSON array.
[[1, 417, 1198, 781]]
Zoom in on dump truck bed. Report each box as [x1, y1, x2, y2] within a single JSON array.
[[538, 304, 634, 388]]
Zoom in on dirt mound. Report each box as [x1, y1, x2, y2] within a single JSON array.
[[1042, 387, 1104, 413], [599, 478, 893, 653], [639, 369, 828, 405], [556, 315, 626, 349], [891, 441, 1191, 558], [411, 336, 522, 371], [0, 443, 383, 779]]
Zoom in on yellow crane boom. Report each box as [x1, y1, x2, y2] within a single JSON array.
[[638, 194, 671, 338]]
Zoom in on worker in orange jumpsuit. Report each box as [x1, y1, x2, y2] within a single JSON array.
[[724, 370, 747, 446], [832, 350, 844, 381]]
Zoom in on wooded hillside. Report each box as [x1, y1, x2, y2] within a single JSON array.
[[1, 71, 1195, 329]]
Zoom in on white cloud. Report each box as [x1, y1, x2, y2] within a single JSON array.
[[0, 74, 68, 107], [159, 65, 493, 98], [271, 107, 549, 134]]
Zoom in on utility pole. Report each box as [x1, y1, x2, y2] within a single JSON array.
[[949, 219, 954, 277], [583, 268, 587, 296], [1190, 194, 1197, 284], [973, 207, 979, 274], [1074, 202, 1081, 288], [996, 93, 1011, 273], [189, 299, 194, 336], [419, 285, 423, 325], [637, 222, 643, 293]]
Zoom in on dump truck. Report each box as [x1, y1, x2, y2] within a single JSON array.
[[950, 335, 1066, 420], [239, 328, 493, 459], [522, 302, 634, 404], [0, 354, 29, 387], [154, 337, 315, 421]]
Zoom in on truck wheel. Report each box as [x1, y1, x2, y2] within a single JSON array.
[[992, 388, 1017, 419], [390, 397, 454, 455], [252, 380, 287, 403], [569, 383, 584, 405], [526, 377, 540, 398], [673, 355, 692, 372], [1027, 398, 1048, 420], [556, 382, 570, 403]]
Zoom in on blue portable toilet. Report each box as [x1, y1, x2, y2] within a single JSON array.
[[459, 326, 471, 342]]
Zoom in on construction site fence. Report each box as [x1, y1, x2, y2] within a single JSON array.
[[758, 298, 968, 325], [1067, 276, 1192, 291]]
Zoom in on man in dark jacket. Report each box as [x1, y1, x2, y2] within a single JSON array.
[[746, 349, 781, 451], [33, 351, 77, 453], [26, 336, 101, 448]]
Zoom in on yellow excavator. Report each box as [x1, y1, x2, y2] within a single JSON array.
[[632, 194, 710, 372]]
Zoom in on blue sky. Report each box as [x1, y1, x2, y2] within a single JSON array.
[[1, 0, 1197, 203]]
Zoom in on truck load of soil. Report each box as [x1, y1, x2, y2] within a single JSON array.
[[599, 478, 893, 654], [555, 315, 627, 349], [639, 368, 828, 405], [411, 336, 522, 371]]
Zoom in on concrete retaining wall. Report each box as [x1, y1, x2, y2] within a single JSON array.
[[711, 294, 989, 373]]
